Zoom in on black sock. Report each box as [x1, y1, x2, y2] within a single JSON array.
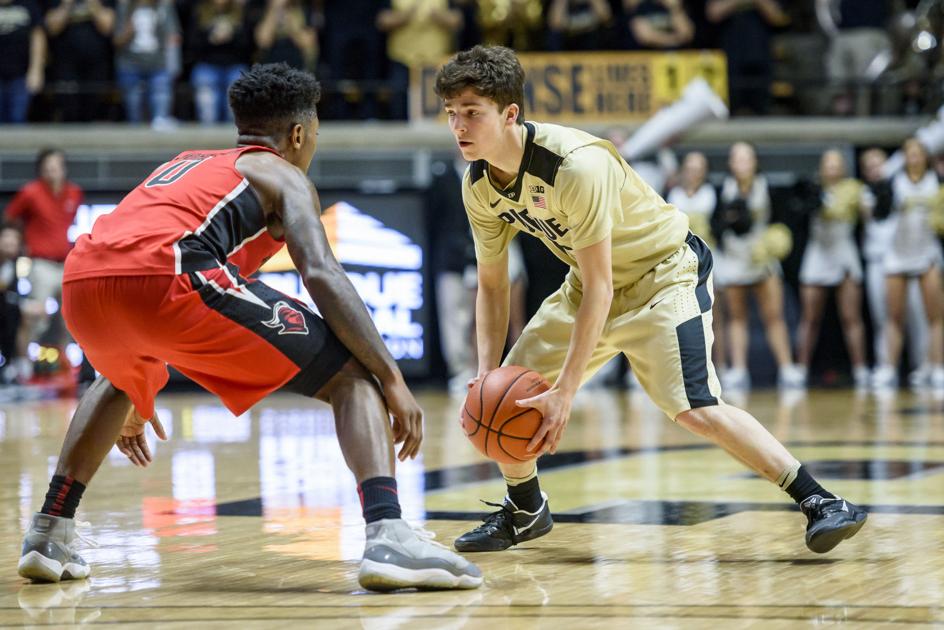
[[785, 465, 835, 504], [40, 475, 86, 519], [507, 476, 543, 512], [358, 477, 401, 524]]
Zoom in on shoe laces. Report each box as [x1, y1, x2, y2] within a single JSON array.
[[70, 521, 99, 550], [468, 499, 514, 535], [817, 497, 849, 515], [405, 522, 449, 551], [800, 495, 845, 518]]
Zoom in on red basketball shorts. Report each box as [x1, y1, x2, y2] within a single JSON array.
[[62, 266, 350, 419]]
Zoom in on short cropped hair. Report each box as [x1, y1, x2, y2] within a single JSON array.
[[435, 46, 525, 123], [228, 63, 321, 136]]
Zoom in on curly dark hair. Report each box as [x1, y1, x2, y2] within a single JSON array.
[[434, 46, 525, 123], [228, 63, 321, 136]]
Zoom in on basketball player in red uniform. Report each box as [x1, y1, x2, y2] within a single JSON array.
[[17, 63, 482, 592]]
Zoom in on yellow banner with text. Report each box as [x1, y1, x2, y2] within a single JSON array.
[[411, 50, 727, 123]]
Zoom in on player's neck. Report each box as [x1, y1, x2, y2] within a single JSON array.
[[485, 123, 525, 188], [237, 135, 281, 154]]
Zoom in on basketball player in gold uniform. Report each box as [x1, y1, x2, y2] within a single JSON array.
[[436, 46, 867, 554]]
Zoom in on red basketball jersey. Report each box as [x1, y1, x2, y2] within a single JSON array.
[[64, 146, 285, 282]]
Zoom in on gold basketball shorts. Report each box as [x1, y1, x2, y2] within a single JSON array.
[[504, 233, 723, 419]]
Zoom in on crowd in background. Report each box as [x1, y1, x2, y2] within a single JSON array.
[[0, 0, 941, 126]]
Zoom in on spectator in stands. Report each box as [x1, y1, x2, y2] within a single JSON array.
[[707, 0, 788, 115], [546, 0, 613, 51], [249, 0, 316, 70], [625, 0, 694, 50], [817, 0, 890, 116], [872, 138, 944, 389], [188, 0, 251, 124], [476, 0, 544, 51], [2, 148, 82, 382], [377, 0, 463, 120], [0, 225, 23, 384], [712, 141, 803, 389], [320, 0, 385, 119], [0, 0, 46, 124], [795, 149, 869, 388], [113, 0, 180, 129], [859, 147, 928, 383], [44, 0, 116, 122], [667, 151, 726, 368], [453, 0, 481, 50]]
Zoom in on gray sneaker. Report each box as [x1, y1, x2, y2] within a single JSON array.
[[18, 514, 92, 583], [358, 519, 484, 591]]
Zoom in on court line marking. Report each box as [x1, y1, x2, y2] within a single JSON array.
[[421, 441, 944, 494]]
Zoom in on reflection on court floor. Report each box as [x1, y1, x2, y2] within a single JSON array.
[[1, 388, 943, 627]]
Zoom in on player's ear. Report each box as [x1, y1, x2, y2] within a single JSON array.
[[289, 122, 304, 149], [504, 103, 519, 126]]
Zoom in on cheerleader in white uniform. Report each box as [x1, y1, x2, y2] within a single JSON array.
[[714, 142, 804, 389], [667, 152, 727, 369], [873, 138, 944, 389], [796, 149, 869, 387], [859, 148, 929, 385]]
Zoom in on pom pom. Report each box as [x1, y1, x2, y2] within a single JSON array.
[[751, 223, 793, 264]]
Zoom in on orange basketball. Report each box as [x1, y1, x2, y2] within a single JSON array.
[[460, 365, 550, 464]]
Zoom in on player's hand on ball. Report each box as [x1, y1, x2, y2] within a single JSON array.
[[117, 409, 168, 467], [517, 386, 573, 456], [467, 370, 489, 390], [383, 378, 424, 461]]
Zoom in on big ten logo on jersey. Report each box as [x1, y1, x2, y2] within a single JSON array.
[[145, 156, 211, 188]]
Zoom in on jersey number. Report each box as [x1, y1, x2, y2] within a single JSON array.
[[145, 158, 208, 188]]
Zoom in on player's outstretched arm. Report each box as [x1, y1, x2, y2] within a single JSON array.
[[239, 153, 422, 457]]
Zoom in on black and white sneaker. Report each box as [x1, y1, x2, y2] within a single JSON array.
[[454, 492, 553, 552], [800, 495, 867, 553]]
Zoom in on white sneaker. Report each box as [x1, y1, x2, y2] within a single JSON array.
[[871, 365, 898, 390], [853, 366, 871, 389], [931, 365, 944, 390], [779, 364, 807, 389], [359, 519, 483, 591], [723, 367, 750, 391], [18, 514, 93, 583], [908, 364, 930, 388]]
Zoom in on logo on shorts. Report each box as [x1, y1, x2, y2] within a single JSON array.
[[262, 301, 309, 336]]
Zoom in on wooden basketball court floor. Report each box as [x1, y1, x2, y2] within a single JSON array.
[[1, 387, 943, 628]]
